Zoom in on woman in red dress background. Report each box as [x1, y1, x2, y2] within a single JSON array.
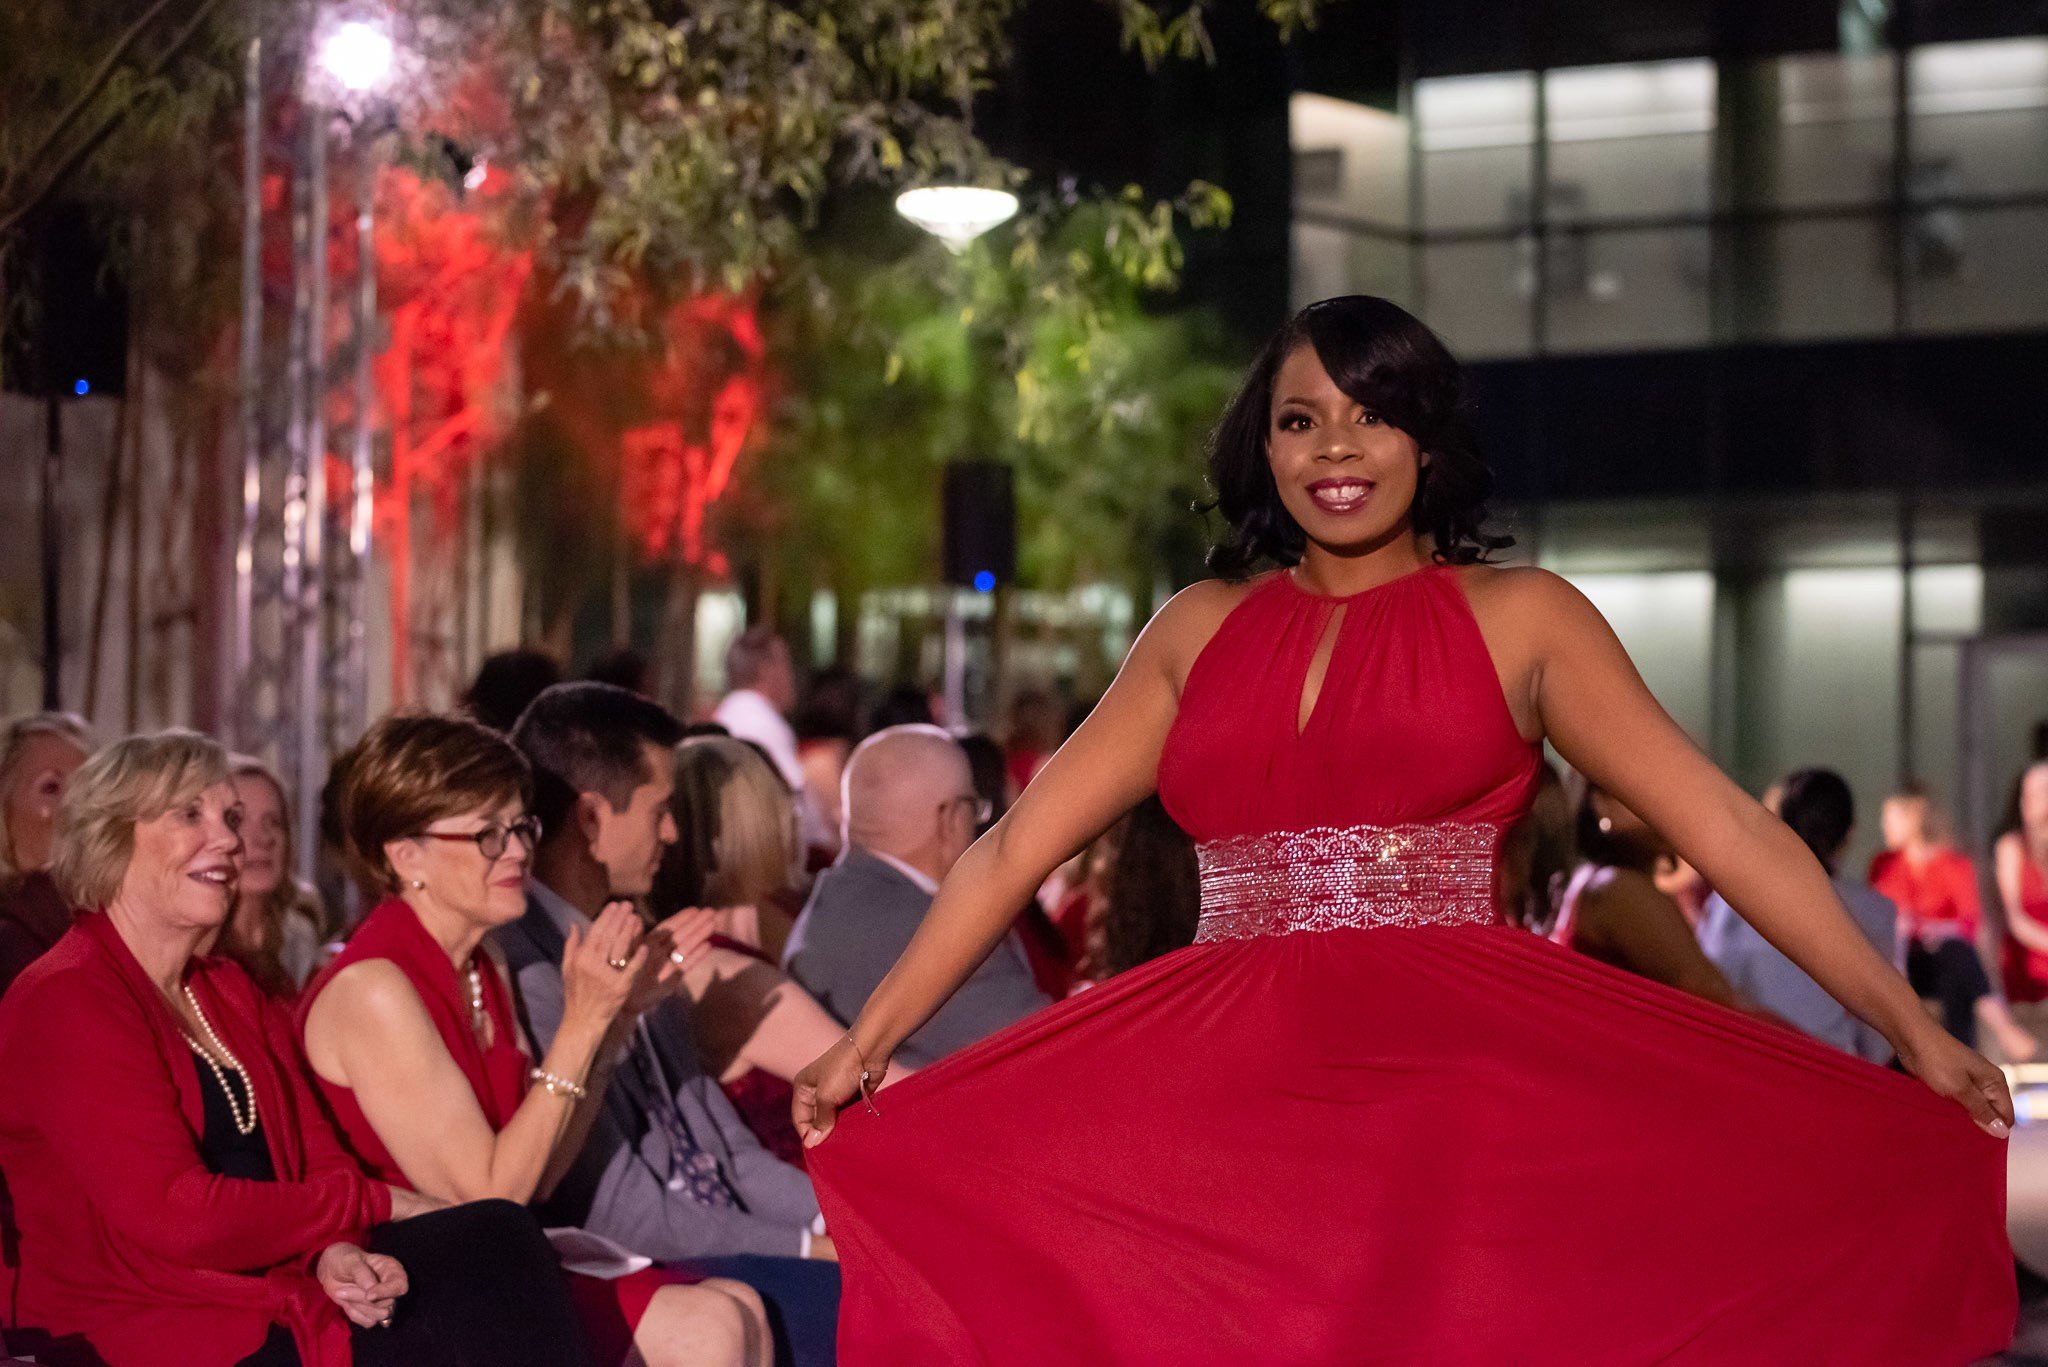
[[793, 296, 2013, 1364], [1871, 781, 2038, 1057], [1996, 761, 2048, 1006]]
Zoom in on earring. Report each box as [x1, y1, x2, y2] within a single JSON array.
[[1597, 816, 1613, 834], [406, 878, 426, 891]]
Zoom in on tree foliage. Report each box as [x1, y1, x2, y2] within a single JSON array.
[[746, 181, 1240, 609]]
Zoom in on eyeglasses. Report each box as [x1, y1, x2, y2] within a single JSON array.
[[949, 795, 995, 826], [412, 815, 543, 861]]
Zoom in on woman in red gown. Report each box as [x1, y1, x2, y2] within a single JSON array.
[[793, 296, 2014, 1365]]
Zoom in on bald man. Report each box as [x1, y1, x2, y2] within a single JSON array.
[[782, 725, 1052, 1066]]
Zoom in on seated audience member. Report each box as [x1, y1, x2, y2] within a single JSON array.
[[661, 734, 874, 1167], [1075, 796, 1201, 985], [1001, 688, 1060, 796], [508, 688, 839, 1367], [1995, 761, 2048, 1009], [961, 730, 1071, 998], [1495, 761, 1574, 933], [784, 725, 1051, 1066], [1698, 769, 1895, 1063], [792, 674, 860, 869], [713, 630, 831, 859], [301, 714, 768, 1367], [584, 647, 654, 698], [0, 712, 91, 998], [462, 648, 563, 734], [1551, 778, 1758, 1016], [0, 730, 587, 1367], [218, 754, 328, 998], [867, 683, 937, 732], [1870, 781, 2037, 1059]]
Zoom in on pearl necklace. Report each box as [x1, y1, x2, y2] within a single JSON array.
[[466, 966, 489, 1044], [182, 985, 258, 1137]]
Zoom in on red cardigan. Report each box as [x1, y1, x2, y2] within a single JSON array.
[[0, 912, 390, 1367]]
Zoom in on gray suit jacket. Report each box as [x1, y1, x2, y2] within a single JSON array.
[[782, 848, 1052, 1068], [493, 887, 819, 1261]]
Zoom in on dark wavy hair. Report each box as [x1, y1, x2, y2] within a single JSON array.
[[1777, 768, 1855, 876], [1204, 295, 1510, 578], [1089, 797, 1201, 980]]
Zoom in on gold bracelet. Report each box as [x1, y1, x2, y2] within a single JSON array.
[[843, 1033, 882, 1117], [529, 1067, 588, 1101]]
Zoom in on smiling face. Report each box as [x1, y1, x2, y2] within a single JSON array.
[[118, 780, 244, 935], [388, 796, 535, 931], [1266, 343, 1427, 559], [233, 769, 289, 900], [3, 731, 89, 873]]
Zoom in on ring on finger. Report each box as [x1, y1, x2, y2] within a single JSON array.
[[668, 948, 689, 968], [606, 955, 631, 972]]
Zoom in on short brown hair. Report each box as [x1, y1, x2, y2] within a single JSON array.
[[54, 730, 229, 911], [337, 713, 531, 894]]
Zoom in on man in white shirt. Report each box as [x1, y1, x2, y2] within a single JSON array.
[[711, 628, 833, 854], [782, 725, 1051, 1066]]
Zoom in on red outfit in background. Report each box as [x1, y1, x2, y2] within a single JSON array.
[[706, 934, 806, 1168], [1999, 853, 2048, 1004], [1870, 847, 1981, 943], [300, 898, 696, 1364], [811, 565, 2012, 1364], [0, 913, 388, 1367]]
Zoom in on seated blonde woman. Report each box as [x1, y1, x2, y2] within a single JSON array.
[[0, 729, 587, 1367], [657, 735, 907, 1165], [218, 754, 329, 998], [298, 714, 769, 1367]]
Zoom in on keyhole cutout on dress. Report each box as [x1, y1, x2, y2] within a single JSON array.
[[1295, 604, 1348, 739]]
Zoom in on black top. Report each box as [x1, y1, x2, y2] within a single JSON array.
[[192, 1051, 275, 1181]]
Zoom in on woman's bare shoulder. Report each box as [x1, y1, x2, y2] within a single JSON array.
[[1136, 576, 1269, 686], [1452, 562, 1585, 616]]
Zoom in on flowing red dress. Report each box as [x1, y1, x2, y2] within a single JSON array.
[[300, 899, 696, 1363], [809, 565, 2013, 1365]]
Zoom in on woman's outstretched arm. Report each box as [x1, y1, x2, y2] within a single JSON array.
[[1511, 568, 2010, 1134], [793, 582, 1242, 1145]]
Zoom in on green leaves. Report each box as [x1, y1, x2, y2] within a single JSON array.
[[752, 182, 1239, 601]]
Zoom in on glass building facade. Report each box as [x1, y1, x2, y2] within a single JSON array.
[[1292, 20, 2048, 864]]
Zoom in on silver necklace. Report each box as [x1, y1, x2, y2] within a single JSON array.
[[182, 985, 258, 1137]]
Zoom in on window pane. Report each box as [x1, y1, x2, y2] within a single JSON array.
[[1419, 239, 1532, 359], [1905, 204, 2048, 334], [1290, 94, 1411, 230], [1773, 51, 1898, 210], [1763, 217, 1897, 341], [1543, 227, 1712, 353], [1543, 59, 1715, 220], [1417, 72, 1535, 230], [1911, 39, 2048, 199]]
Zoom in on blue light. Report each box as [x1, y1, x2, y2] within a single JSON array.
[[72, 379, 89, 396], [972, 570, 996, 593]]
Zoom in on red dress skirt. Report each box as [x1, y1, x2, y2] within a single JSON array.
[[810, 567, 2012, 1364]]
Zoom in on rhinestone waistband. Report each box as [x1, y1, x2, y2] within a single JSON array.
[[1193, 821, 1502, 943]]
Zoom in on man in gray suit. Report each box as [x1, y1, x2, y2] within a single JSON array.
[[783, 724, 1051, 1067], [499, 682, 838, 1367]]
